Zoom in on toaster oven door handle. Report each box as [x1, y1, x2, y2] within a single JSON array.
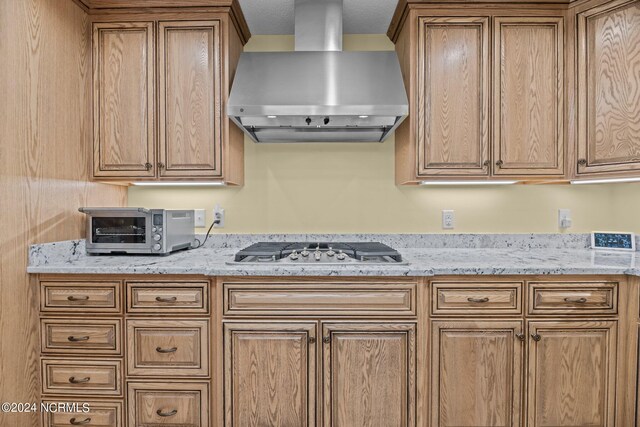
[[78, 207, 151, 214]]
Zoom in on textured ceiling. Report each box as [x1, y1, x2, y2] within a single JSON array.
[[238, 0, 397, 35]]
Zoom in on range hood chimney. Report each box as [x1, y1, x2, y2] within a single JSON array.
[[227, 0, 409, 143]]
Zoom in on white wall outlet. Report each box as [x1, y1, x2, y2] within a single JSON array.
[[194, 209, 206, 227], [213, 205, 225, 228], [558, 208, 572, 229], [442, 210, 455, 230]]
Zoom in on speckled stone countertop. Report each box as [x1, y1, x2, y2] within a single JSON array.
[[27, 234, 640, 277]]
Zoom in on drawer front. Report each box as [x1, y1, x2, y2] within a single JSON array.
[[126, 281, 208, 314], [43, 400, 123, 427], [128, 382, 209, 427], [41, 281, 121, 314], [432, 282, 523, 316], [528, 282, 618, 315], [223, 282, 416, 316], [41, 319, 121, 355], [42, 359, 122, 396], [127, 320, 209, 377]]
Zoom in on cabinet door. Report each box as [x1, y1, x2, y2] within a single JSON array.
[[322, 322, 416, 427], [577, 0, 640, 175], [527, 321, 617, 427], [224, 322, 316, 427], [493, 17, 564, 176], [158, 21, 222, 178], [93, 22, 155, 178], [431, 320, 524, 427], [417, 17, 490, 177]]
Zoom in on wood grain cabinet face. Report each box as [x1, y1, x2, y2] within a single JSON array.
[[432, 281, 523, 316], [527, 321, 617, 427], [431, 321, 524, 427], [40, 281, 121, 314], [126, 281, 209, 314], [126, 319, 209, 377], [577, 0, 640, 175], [417, 17, 490, 177], [493, 17, 564, 176], [42, 359, 122, 396], [128, 382, 209, 427], [158, 21, 222, 178], [224, 322, 317, 427], [41, 318, 121, 355], [322, 322, 416, 427], [528, 282, 618, 315], [43, 400, 123, 427], [92, 22, 155, 178]]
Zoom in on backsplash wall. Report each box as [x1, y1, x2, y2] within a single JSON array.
[[128, 35, 640, 234]]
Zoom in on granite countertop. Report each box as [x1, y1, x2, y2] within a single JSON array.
[[27, 234, 640, 277]]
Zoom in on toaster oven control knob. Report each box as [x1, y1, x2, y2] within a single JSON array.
[[336, 250, 346, 260], [152, 227, 157, 232], [153, 243, 162, 251], [153, 234, 162, 242]]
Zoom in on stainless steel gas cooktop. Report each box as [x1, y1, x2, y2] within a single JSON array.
[[230, 242, 405, 265]]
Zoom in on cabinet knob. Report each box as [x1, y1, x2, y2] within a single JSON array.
[[483, 160, 490, 168], [158, 162, 165, 169], [308, 336, 316, 344], [496, 160, 504, 167], [577, 159, 587, 166], [531, 333, 541, 342], [322, 337, 331, 344], [145, 162, 153, 170], [515, 333, 526, 341]]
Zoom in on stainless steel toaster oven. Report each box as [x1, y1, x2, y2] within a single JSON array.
[[79, 208, 195, 255]]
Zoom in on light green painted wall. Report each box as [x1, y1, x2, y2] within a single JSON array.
[[128, 35, 639, 234]]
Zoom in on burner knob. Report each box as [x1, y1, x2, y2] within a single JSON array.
[[326, 247, 335, 257], [336, 250, 346, 260], [289, 251, 299, 260], [300, 247, 309, 257]]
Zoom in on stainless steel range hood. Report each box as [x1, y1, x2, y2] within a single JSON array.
[[227, 0, 408, 143]]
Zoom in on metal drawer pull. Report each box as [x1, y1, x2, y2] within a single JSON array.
[[155, 296, 177, 303], [68, 376, 90, 384], [70, 417, 92, 425], [156, 346, 178, 353], [564, 297, 587, 303], [156, 409, 178, 417], [67, 335, 90, 342], [531, 334, 541, 342], [67, 295, 89, 301], [467, 297, 490, 303]]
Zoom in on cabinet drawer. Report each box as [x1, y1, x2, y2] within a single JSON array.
[[41, 281, 121, 314], [128, 382, 209, 427], [41, 319, 121, 355], [126, 281, 208, 314], [42, 359, 122, 396], [223, 282, 416, 316], [432, 282, 523, 316], [43, 400, 123, 427], [126, 319, 209, 377], [528, 282, 618, 315]]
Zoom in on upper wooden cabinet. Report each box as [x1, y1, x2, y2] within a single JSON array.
[[93, 22, 155, 178], [392, 9, 566, 184], [91, 11, 248, 184], [493, 17, 564, 176], [576, 0, 640, 177], [417, 17, 490, 177]]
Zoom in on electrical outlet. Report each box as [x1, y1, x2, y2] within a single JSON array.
[[442, 210, 455, 230], [194, 209, 206, 227], [213, 205, 225, 228], [558, 208, 572, 229]]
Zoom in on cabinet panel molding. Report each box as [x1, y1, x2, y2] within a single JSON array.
[[577, 0, 640, 175], [158, 20, 223, 178], [493, 17, 564, 176], [92, 22, 155, 177], [417, 17, 490, 177]]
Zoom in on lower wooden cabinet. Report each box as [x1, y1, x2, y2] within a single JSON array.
[[527, 321, 617, 427], [322, 323, 416, 427], [430, 320, 524, 427], [223, 322, 317, 427]]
